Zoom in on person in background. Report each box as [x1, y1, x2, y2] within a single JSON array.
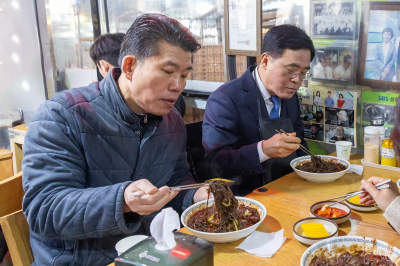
[[359, 97, 400, 233], [313, 50, 333, 79], [334, 55, 352, 81], [337, 93, 345, 108], [395, 26, 400, 82], [22, 14, 208, 266], [337, 109, 351, 127], [90, 33, 186, 117], [203, 25, 314, 196], [313, 90, 322, 106], [310, 125, 323, 141], [373, 27, 396, 81], [324, 91, 334, 107], [329, 126, 346, 142]]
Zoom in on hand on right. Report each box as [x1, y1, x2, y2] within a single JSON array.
[[123, 179, 179, 215], [359, 177, 400, 212], [261, 133, 301, 158]]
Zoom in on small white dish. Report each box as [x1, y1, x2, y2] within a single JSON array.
[[115, 235, 148, 255], [310, 201, 351, 225], [291, 156, 350, 183], [293, 217, 338, 246], [345, 192, 379, 212]]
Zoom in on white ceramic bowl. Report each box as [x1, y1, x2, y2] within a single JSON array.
[[310, 201, 351, 225], [181, 197, 266, 243], [115, 235, 148, 256], [293, 217, 338, 246], [301, 236, 400, 266], [345, 192, 379, 212], [290, 156, 350, 183]]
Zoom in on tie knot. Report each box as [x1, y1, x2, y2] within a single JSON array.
[[271, 95, 280, 106]]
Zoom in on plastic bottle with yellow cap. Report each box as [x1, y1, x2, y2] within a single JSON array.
[[381, 139, 396, 167]]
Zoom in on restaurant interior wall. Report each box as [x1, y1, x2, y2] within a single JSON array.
[[0, 0, 47, 149], [8, 0, 399, 155]]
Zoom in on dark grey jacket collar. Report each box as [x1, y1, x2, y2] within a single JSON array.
[[99, 68, 161, 126]]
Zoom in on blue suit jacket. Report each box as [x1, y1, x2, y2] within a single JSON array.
[[202, 66, 307, 196]]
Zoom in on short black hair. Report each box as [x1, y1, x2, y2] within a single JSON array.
[[344, 55, 352, 63], [261, 25, 315, 62], [317, 50, 332, 62], [90, 33, 125, 67], [119, 14, 200, 67], [382, 27, 393, 38]]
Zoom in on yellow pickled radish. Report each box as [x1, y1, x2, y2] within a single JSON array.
[[348, 194, 364, 205], [301, 223, 329, 238]]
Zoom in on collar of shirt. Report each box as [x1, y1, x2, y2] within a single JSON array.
[[254, 67, 281, 116]]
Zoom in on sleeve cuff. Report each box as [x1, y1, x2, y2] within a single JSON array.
[[257, 141, 270, 163], [116, 181, 143, 234], [383, 196, 400, 233], [183, 187, 198, 211]]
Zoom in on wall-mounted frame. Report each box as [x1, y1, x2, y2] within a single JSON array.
[[224, 0, 262, 56], [357, 2, 400, 89], [311, 0, 356, 40], [310, 47, 356, 85]]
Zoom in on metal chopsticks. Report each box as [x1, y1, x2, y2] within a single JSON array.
[[275, 129, 314, 157], [324, 179, 392, 208], [133, 183, 207, 197]]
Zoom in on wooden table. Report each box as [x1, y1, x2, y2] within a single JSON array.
[[109, 153, 400, 266]]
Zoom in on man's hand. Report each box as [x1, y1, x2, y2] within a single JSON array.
[[383, 68, 390, 75], [193, 185, 211, 203], [381, 72, 387, 79], [359, 177, 400, 211], [261, 133, 301, 158], [123, 179, 179, 215]]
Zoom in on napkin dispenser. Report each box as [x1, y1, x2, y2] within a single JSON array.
[[114, 232, 214, 266]]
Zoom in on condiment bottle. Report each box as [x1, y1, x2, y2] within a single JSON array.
[[370, 119, 385, 159], [364, 126, 380, 164], [381, 139, 396, 167]]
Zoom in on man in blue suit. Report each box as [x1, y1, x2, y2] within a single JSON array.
[[373, 27, 396, 81], [203, 25, 315, 196]]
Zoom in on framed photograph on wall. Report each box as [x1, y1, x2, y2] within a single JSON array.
[[311, 1, 356, 40], [310, 47, 356, 85], [224, 0, 262, 56], [357, 2, 400, 88]]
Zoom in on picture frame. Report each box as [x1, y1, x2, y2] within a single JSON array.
[[310, 47, 356, 85], [224, 0, 262, 56], [311, 0, 356, 40], [357, 2, 400, 88]]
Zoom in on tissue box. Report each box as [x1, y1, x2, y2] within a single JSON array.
[[114, 232, 214, 266]]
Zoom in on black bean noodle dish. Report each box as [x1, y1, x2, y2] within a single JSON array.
[[187, 180, 260, 233], [309, 252, 395, 266], [295, 155, 347, 173]]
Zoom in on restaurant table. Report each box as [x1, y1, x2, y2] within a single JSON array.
[[109, 153, 400, 266]]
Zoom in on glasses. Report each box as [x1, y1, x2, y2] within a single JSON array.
[[272, 57, 312, 80]]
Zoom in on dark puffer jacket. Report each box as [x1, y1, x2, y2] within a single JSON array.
[[22, 69, 196, 266]]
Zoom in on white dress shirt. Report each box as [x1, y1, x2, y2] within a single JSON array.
[[334, 65, 351, 80], [254, 67, 281, 163], [383, 42, 390, 64], [313, 63, 333, 79]]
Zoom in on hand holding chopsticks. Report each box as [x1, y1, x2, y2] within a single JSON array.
[[275, 129, 314, 157], [359, 177, 400, 211]]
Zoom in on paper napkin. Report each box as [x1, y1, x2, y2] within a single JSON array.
[[150, 207, 180, 250], [346, 164, 363, 175], [235, 229, 286, 257]]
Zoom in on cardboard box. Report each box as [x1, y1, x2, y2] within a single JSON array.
[[208, 64, 215, 73], [215, 55, 222, 64], [208, 72, 215, 81], [207, 55, 215, 64]]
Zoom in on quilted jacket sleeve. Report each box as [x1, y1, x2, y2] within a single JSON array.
[[22, 100, 142, 240], [166, 119, 198, 213]]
